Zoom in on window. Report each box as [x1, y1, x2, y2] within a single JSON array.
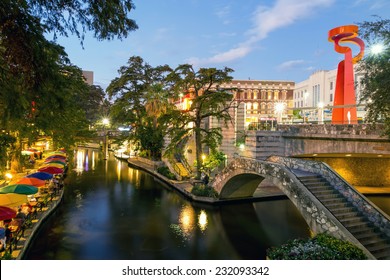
[[330, 93, 333, 102], [330, 81, 333, 90]]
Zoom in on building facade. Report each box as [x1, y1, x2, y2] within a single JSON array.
[[293, 65, 366, 123], [221, 79, 295, 128]]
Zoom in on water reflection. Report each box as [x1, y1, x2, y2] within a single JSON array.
[[24, 149, 322, 260], [198, 210, 208, 231], [116, 160, 121, 181], [75, 150, 84, 174], [178, 204, 195, 236]]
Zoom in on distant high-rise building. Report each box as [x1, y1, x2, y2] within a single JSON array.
[[82, 70, 94, 85]]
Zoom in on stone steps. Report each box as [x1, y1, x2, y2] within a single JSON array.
[[295, 170, 390, 260]]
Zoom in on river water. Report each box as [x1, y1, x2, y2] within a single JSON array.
[[23, 149, 389, 260]]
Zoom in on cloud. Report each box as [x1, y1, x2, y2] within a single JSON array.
[[277, 59, 305, 71], [215, 5, 230, 19], [188, 0, 334, 66], [186, 45, 251, 65]]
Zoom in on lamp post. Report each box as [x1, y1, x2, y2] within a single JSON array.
[[274, 102, 285, 125], [102, 118, 110, 160], [317, 102, 324, 124]]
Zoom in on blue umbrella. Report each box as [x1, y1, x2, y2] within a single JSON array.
[[26, 172, 53, 180]]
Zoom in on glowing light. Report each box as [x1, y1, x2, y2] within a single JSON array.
[[102, 118, 110, 125], [239, 143, 245, 150], [179, 204, 195, 235], [274, 102, 285, 113], [198, 210, 208, 231], [371, 43, 384, 55], [76, 150, 85, 174], [117, 160, 122, 181], [5, 173, 13, 180]]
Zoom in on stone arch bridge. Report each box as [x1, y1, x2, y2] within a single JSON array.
[[211, 156, 390, 259]]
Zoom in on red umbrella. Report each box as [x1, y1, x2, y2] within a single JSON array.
[[38, 166, 63, 174], [44, 157, 66, 163], [0, 205, 17, 221]]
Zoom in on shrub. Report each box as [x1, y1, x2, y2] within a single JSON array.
[[266, 233, 367, 260], [191, 184, 219, 199], [157, 166, 176, 180]]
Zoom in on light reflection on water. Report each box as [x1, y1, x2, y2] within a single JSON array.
[[25, 149, 390, 260]]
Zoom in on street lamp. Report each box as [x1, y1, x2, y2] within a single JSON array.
[[274, 102, 285, 124], [370, 43, 384, 55], [317, 102, 324, 124], [102, 118, 110, 160]]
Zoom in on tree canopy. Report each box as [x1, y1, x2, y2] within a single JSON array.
[[107, 56, 173, 160], [358, 17, 390, 137], [0, 0, 138, 174], [166, 64, 235, 178]]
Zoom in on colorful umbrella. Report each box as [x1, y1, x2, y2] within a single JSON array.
[[26, 172, 53, 180], [38, 166, 63, 174], [44, 159, 66, 164], [0, 184, 38, 195], [0, 206, 17, 221], [46, 155, 66, 160], [40, 163, 65, 169], [15, 177, 46, 187], [0, 193, 28, 208]]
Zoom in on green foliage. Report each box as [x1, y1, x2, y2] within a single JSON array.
[[157, 166, 177, 180], [267, 233, 368, 260], [200, 151, 226, 176], [107, 56, 176, 161], [358, 17, 390, 137], [191, 184, 219, 198], [0, 0, 137, 171], [0, 250, 13, 260], [166, 64, 235, 178]]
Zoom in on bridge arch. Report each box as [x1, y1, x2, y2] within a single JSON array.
[[212, 156, 390, 259]]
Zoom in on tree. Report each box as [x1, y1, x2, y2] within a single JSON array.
[[166, 65, 235, 178], [0, 0, 137, 87], [0, 0, 137, 171], [107, 56, 173, 160], [358, 17, 390, 137]]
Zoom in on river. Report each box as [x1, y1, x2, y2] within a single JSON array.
[[23, 148, 389, 260]]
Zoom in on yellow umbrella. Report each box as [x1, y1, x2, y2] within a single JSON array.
[[40, 163, 65, 169], [0, 193, 28, 208]]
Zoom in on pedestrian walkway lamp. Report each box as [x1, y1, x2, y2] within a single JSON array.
[[102, 118, 110, 160], [318, 102, 324, 124], [275, 102, 285, 125]]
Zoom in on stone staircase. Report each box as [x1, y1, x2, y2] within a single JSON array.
[[297, 172, 390, 260]]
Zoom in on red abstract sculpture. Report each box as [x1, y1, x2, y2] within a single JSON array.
[[328, 25, 364, 124]]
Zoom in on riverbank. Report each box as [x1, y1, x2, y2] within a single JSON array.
[[125, 156, 289, 205], [124, 156, 390, 205], [0, 159, 65, 260]]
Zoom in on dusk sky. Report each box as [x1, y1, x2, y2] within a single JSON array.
[[53, 0, 390, 90]]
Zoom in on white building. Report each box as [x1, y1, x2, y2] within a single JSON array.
[[293, 65, 366, 123]]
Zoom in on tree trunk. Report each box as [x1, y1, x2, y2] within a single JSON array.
[[194, 118, 202, 179]]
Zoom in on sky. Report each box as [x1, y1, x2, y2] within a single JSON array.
[[54, 0, 390, 90]]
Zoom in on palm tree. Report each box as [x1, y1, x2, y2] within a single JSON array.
[[144, 83, 170, 129]]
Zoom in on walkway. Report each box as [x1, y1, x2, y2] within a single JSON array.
[[0, 160, 65, 260]]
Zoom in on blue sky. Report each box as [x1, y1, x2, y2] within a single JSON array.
[[54, 0, 390, 90]]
